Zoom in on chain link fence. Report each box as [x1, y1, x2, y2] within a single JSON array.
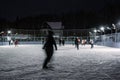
[[0, 29, 120, 47]]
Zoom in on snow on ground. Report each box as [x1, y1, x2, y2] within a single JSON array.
[[0, 44, 120, 80]]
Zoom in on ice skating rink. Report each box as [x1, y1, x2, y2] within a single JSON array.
[[0, 44, 120, 80]]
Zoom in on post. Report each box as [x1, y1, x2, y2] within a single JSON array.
[[94, 30, 97, 43], [112, 23, 117, 43], [2, 34, 3, 45], [115, 28, 117, 43], [1, 31, 4, 45], [34, 30, 35, 41]]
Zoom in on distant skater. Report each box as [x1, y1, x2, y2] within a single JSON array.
[[42, 30, 57, 69], [75, 37, 79, 50], [14, 39, 18, 47], [10, 40, 13, 45], [90, 40, 94, 48], [8, 40, 11, 45], [59, 38, 62, 46]]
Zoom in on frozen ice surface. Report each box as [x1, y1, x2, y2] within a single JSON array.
[[0, 44, 120, 80]]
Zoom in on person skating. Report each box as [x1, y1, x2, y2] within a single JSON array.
[[90, 40, 94, 48], [14, 39, 18, 47], [75, 37, 79, 50], [59, 38, 62, 46], [42, 30, 57, 69]]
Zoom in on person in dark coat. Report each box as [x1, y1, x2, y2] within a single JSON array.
[[59, 38, 62, 46], [42, 30, 57, 69], [9, 40, 11, 45], [75, 37, 79, 50]]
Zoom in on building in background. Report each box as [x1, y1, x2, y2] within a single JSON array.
[[41, 22, 64, 37]]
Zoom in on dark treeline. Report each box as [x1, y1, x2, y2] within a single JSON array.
[[0, 3, 120, 31]]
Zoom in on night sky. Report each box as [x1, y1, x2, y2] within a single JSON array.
[[0, 0, 120, 21]]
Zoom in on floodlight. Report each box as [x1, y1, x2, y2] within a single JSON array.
[[7, 30, 11, 34], [100, 27, 104, 31], [94, 30, 97, 33]]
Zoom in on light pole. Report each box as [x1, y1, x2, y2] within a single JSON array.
[[112, 24, 117, 42], [94, 29, 97, 42], [100, 27, 105, 46], [7, 30, 12, 45], [89, 31, 92, 42], [106, 27, 113, 42], [0, 31, 4, 45]]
